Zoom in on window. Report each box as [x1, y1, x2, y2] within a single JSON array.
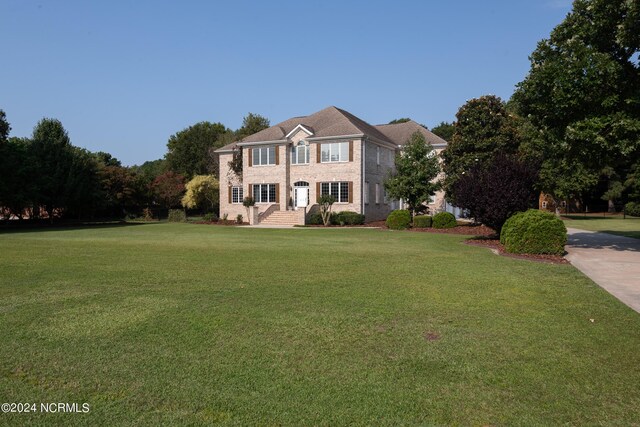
[[320, 182, 350, 203], [252, 146, 276, 166], [376, 146, 380, 165], [384, 188, 389, 204], [232, 186, 243, 204], [253, 184, 276, 203], [291, 142, 309, 165], [364, 181, 369, 204], [321, 142, 349, 163], [375, 183, 380, 204], [542, 201, 548, 209]]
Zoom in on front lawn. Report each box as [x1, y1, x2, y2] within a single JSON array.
[[563, 215, 640, 239], [1, 223, 639, 425]]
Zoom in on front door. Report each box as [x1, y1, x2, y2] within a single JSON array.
[[295, 187, 308, 209]]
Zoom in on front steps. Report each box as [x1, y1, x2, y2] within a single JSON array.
[[259, 210, 304, 226]]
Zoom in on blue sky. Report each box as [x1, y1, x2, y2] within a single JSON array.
[[1, 0, 572, 166]]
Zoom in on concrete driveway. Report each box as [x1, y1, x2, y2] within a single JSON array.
[[566, 227, 640, 313]]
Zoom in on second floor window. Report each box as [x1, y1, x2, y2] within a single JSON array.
[[252, 146, 276, 166], [291, 143, 309, 164], [321, 142, 349, 163]]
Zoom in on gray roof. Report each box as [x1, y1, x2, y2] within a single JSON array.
[[215, 107, 447, 152], [374, 120, 449, 147]]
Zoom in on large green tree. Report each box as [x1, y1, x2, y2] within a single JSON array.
[[430, 121, 455, 142], [512, 0, 640, 208], [166, 121, 230, 178], [235, 113, 270, 140], [30, 118, 76, 219], [441, 95, 521, 203], [384, 131, 440, 216]]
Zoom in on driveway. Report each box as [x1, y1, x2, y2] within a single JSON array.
[[566, 228, 640, 313]]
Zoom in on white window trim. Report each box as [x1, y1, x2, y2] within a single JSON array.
[[291, 143, 310, 165], [320, 181, 350, 203], [252, 146, 276, 167], [376, 146, 380, 165], [375, 183, 380, 204], [320, 141, 349, 163], [231, 186, 243, 204], [253, 184, 276, 204]]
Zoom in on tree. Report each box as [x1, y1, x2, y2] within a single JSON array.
[[512, 0, 640, 205], [93, 151, 122, 167], [150, 171, 185, 209], [166, 121, 230, 178], [388, 118, 411, 124], [430, 121, 455, 142], [30, 118, 77, 219], [98, 164, 145, 216], [225, 113, 270, 179], [453, 154, 539, 234], [384, 131, 441, 216], [131, 159, 166, 184], [235, 113, 270, 140], [0, 137, 35, 220], [441, 95, 521, 202], [0, 109, 10, 143], [181, 175, 219, 213], [318, 194, 336, 226]]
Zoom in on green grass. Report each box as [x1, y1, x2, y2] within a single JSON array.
[[563, 215, 640, 239], [1, 223, 640, 425]]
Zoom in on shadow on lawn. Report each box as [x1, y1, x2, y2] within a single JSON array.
[[567, 230, 640, 252], [0, 220, 149, 235]]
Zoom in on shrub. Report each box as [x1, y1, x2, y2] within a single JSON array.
[[243, 197, 255, 208], [222, 213, 229, 222], [307, 212, 323, 225], [413, 215, 432, 228], [386, 210, 411, 230], [500, 209, 567, 255], [167, 209, 186, 222], [432, 212, 456, 228], [625, 202, 640, 217], [141, 208, 154, 221], [335, 211, 365, 226], [236, 214, 243, 224], [308, 212, 338, 225], [203, 212, 218, 222]]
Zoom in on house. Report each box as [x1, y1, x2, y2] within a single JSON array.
[[215, 106, 448, 225]]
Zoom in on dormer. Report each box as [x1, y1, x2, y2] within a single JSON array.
[[286, 124, 314, 143]]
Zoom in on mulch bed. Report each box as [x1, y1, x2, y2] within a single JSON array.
[[465, 238, 569, 264], [408, 224, 496, 236]]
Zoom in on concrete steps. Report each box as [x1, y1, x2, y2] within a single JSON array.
[[260, 210, 303, 226]]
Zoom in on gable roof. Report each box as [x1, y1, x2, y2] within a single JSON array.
[[215, 107, 447, 152]]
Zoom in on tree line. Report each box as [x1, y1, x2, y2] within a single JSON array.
[[0, 111, 269, 221]]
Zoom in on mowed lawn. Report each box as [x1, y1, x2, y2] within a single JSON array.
[[1, 224, 640, 426], [563, 215, 640, 239]]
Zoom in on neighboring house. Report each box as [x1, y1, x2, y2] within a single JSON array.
[[216, 106, 448, 225]]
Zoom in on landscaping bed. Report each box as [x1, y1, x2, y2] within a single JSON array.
[[466, 237, 569, 264]]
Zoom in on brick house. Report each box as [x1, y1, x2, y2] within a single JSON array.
[[215, 106, 448, 225]]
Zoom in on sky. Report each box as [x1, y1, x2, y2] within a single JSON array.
[[1, 0, 573, 166]]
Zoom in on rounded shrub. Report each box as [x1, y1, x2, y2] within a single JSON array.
[[500, 209, 567, 255], [413, 215, 432, 228], [335, 211, 365, 225], [625, 201, 640, 217], [167, 209, 187, 222], [432, 212, 457, 229], [386, 210, 411, 230], [202, 212, 218, 222]]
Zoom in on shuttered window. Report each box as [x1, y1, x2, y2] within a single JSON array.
[[252, 184, 276, 203], [320, 182, 350, 203], [231, 186, 243, 204], [252, 146, 277, 166]]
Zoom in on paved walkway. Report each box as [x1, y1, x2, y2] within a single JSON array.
[[565, 227, 640, 313]]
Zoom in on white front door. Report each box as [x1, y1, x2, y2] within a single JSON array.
[[295, 187, 308, 209]]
